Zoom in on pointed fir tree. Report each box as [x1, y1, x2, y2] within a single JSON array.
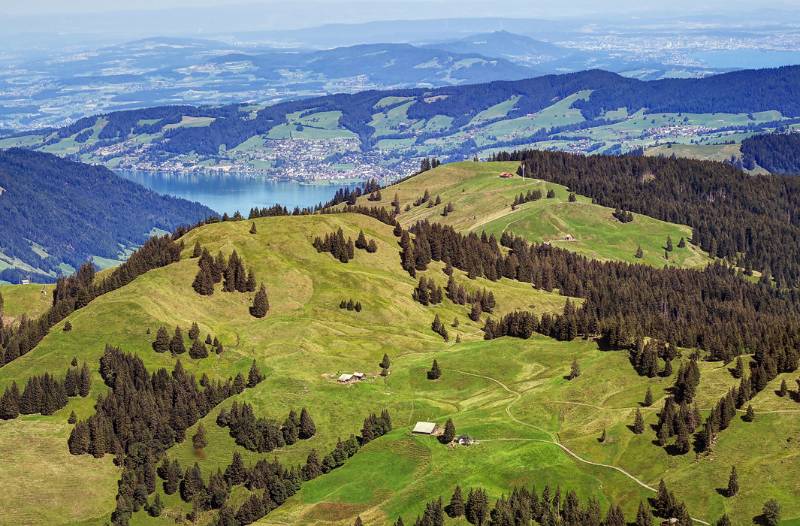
[[445, 485, 465, 517], [644, 386, 654, 406], [635, 245, 644, 259], [188, 321, 200, 341], [666, 236, 674, 252], [633, 408, 645, 434], [427, 359, 442, 380], [299, 408, 316, 439], [743, 404, 755, 422], [192, 423, 208, 450], [726, 466, 739, 497], [250, 284, 269, 318], [249, 222, 257, 234], [153, 326, 170, 353], [189, 338, 208, 359], [716, 514, 731, 526], [568, 358, 581, 380], [380, 353, 391, 370], [439, 418, 456, 444], [170, 326, 186, 355], [636, 501, 653, 526], [247, 360, 264, 387]]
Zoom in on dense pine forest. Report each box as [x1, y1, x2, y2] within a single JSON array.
[[0, 149, 213, 282], [741, 132, 800, 174]]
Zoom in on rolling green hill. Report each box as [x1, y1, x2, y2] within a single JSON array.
[[360, 161, 711, 269], [0, 162, 797, 526]]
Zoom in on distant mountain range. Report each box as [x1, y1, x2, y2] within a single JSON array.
[[0, 31, 727, 132], [4, 66, 799, 182], [0, 149, 213, 283]]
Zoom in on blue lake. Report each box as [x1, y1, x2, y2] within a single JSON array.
[[118, 170, 361, 215]]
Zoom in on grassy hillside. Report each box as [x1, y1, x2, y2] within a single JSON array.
[[0, 208, 796, 525], [0, 283, 54, 322], [360, 162, 711, 269]]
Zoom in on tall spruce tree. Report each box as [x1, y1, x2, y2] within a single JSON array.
[[633, 408, 645, 434], [250, 284, 269, 318], [726, 466, 739, 497], [152, 326, 170, 353]]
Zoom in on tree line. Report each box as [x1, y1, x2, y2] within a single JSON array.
[[1, 235, 182, 369], [216, 401, 316, 453], [508, 149, 800, 287], [393, 476, 703, 526], [0, 361, 90, 419], [401, 220, 800, 370], [152, 322, 224, 358]]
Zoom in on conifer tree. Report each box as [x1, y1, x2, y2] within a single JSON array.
[[678, 237, 686, 248], [644, 386, 654, 407], [635, 245, 644, 259], [355, 230, 368, 250], [189, 339, 209, 359], [247, 360, 264, 387], [299, 408, 316, 439], [189, 322, 200, 341], [465, 488, 489, 526], [605, 503, 625, 526], [380, 354, 391, 370], [439, 418, 455, 444], [245, 268, 256, 292], [68, 410, 77, 424], [762, 500, 781, 526], [192, 241, 202, 258], [250, 284, 269, 318], [716, 515, 731, 526], [192, 265, 214, 295], [600, 428, 607, 443], [63, 321, 72, 332], [153, 326, 170, 353], [0, 382, 20, 420], [633, 408, 645, 434], [224, 451, 248, 486], [726, 466, 739, 497], [170, 326, 186, 354], [469, 303, 482, 322], [447, 485, 465, 517], [427, 359, 442, 380], [353, 517, 363, 526], [249, 222, 257, 234], [666, 236, 674, 252], [193, 423, 208, 450], [568, 358, 581, 380], [636, 501, 653, 526], [743, 404, 755, 422], [778, 379, 788, 397], [148, 493, 163, 517]]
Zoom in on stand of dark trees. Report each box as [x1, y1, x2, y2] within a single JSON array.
[[0, 362, 90, 419], [313, 228, 355, 263], [399, 221, 800, 369], [0, 235, 182, 369], [505, 149, 800, 287], [66, 346, 262, 525], [741, 132, 800, 175], [404, 477, 695, 526], [216, 402, 316, 453]]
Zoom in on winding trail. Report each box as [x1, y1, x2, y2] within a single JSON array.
[[451, 369, 712, 526]]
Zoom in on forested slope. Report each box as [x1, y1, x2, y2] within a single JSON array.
[[0, 149, 213, 282]]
